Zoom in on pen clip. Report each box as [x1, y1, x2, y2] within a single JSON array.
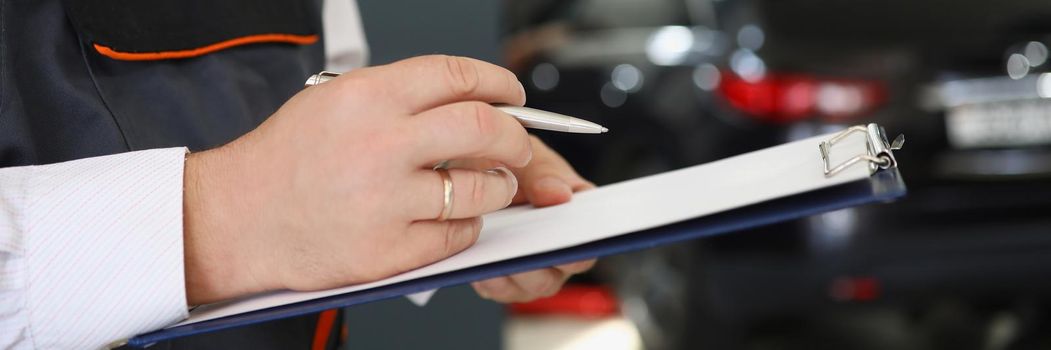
[[304, 71, 341, 87]]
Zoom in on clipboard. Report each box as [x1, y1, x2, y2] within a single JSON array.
[[125, 124, 907, 347]]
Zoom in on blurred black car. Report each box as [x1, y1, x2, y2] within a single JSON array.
[[504, 1, 1051, 349]]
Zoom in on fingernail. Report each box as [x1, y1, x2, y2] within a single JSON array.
[[534, 176, 570, 195], [488, 167, 518, 205]]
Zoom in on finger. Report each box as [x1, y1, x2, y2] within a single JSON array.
[[400, 218, 482, 267], [554, 259, 596, 275], [472, 277, 521, 301], [361, 55, 526, 114], [442, 158, 504, 170], [443, 159, 538, 207], [409, 167, 518, 220], [513, 136, 594, 207], [506, 268, 566, 299], [473, 268, 566, 302], [472, 276, 536, 302], [475, 268, 567, 300], [409, 102, 532, 167]]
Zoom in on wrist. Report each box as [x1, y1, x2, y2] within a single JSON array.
[[183, 146, 271, 304]]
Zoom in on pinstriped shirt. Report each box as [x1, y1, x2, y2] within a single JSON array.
[[0, 0, 366, 348]]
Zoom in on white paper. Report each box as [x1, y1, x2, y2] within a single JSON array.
[[405, 290, 438, 306], [176, 131, 872, 326]]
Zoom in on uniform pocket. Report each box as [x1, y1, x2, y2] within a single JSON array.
[[62, 0, 319, 61], [60, 0, 325, 152]]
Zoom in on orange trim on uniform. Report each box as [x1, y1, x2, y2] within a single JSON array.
[[312, 309, 339, 350], [93, 33, 319, 61]]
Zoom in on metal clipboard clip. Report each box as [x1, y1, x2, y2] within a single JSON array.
[[820, 123, 904, 177]]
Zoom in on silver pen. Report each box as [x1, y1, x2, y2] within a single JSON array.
[[304, 71, 608, 134]]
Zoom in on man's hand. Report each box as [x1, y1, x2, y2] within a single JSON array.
[[466, 137, 598, 303], [182, 55, 534, 305]]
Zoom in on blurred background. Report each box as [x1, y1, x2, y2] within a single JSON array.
[[349, 0, 1051, 349]]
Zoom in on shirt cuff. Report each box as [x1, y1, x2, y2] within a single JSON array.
[[17, 148, 190, 348]]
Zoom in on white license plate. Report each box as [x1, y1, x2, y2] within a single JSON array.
[[946, 99, 1051, 148]]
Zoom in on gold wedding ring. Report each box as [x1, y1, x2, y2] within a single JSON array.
[[435, 168, 454, 221]]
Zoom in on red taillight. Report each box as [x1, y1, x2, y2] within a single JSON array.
[[717, 71, 885, 123], [829, 276, 881, 302], [509, 285, 619, 318]]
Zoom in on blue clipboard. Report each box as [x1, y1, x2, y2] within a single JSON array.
[[128, 167, 905, 347], [129, 123, 908, 347]]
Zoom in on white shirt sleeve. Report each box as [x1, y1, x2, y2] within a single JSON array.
[[0, 148, 191, 349]]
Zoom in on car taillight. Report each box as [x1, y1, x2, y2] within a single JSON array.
[[717, 71, 886, 123]]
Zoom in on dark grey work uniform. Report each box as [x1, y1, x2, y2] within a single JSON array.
[[0, 0, 340, 348]]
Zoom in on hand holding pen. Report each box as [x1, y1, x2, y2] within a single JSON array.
[[183, 55, 596, 305]]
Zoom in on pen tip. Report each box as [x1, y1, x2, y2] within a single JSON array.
[[601, 127, 609, 133]]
